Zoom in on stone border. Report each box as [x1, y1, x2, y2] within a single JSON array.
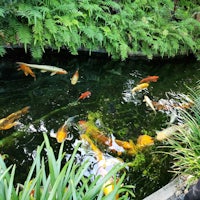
[[143, 176, 187, 200]]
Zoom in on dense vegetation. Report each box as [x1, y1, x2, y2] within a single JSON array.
[[0, 0, 200, 60], [167, 86, 200, 183], [0, 134, 134, 199]]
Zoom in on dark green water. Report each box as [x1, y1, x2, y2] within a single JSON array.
[[0, 49, 199, 199]]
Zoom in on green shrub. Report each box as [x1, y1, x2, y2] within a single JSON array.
[[0, 0, 200, 60]]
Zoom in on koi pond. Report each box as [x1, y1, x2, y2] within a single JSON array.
[[0, 49, 199, 199]]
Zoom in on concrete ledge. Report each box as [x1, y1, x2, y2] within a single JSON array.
[[143, 177, 184, 200]]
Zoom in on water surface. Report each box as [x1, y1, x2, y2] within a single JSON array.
[[0, 49, 199, 199]]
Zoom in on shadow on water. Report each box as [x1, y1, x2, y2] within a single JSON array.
[[0, 49, 199, 199]]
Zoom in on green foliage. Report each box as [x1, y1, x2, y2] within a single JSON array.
[[0, 134, 134, 199], [167, 85, 200, 180], [0, 0, 200, 60]]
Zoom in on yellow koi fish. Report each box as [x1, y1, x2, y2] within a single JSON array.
[[50, 122, 72, 143], [0, 106, 30, 130], [71, 69, 79, 85], [80, 133, 121, 199], [50, 116, 77, 143], [131, 83, 149, 95], [16, 62, 68, 76], [136, 135, 154, 148], [80, 134, 104, 161]]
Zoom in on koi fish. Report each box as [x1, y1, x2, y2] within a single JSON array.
[[143, 95, 156, 113], [80, 133, 121, 199], [71, 69, 79, 85], [0, 106, 30, 130], [50, 116, 77, 143], [152, 100, 193, 111], [155, 124, 186, 141], [136, 135, 154, 148], [17, 63, 36, 80], [80, 134, 104, 161], [103, 178, 119, 199], [78, 91, 91, 100], [139, 75, 159, 84], [78, 120, 138, 155], [50, 122, 70, 143], [131, 83, 149, 95], [16, 62, 68, 76]]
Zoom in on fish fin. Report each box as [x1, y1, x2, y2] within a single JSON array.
[[41, 70, 47, 73], [50, 72, 57, 76], [50, 129, 56, 138], [66, 134, 73, 141]]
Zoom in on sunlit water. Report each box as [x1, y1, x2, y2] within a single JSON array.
[[0, 49, 199, 199]]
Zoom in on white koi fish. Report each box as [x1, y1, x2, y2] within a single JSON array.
[[143, 95, 156, 113], [156, 124, 187, 141], [16, 62, 68, 76]]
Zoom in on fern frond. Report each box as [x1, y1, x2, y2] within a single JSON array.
[[0, 7, 5, 17], [30, 46, 43, 61], [16, 25, 32, 52], [45, 18, 58, 35], [0, 46, 6, 57]]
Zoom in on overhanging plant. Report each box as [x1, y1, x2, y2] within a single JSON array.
[[0, 0, 200, 60]]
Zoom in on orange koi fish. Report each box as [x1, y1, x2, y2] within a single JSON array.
[[139, 75, 159, 84], [78, 91, 91, 100], [0, 106, 30, 130], [71, 69, 79, 85], [131, 83, 149, 95], [136, 135, 154, 148], [17, 63, 36, 80], [78, 120, 138, 155]]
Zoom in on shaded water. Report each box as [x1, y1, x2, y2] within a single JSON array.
[[0, 49, 199, 199]]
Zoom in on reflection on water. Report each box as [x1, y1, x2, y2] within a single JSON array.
[[0, 50, 199, 199]]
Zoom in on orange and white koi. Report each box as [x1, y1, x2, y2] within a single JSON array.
[[17, 63, 36, 80], [78, 91, 91, 100], [131, 83, 149, 95], [71, 69, 79, 85], [139, 75, 159, 84], [16, 62, 68, 76], [0, 106, 30, 130]]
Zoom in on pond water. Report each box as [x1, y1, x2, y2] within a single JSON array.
[[0, 49, 199, 199]]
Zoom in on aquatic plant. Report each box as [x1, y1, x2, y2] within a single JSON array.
[[165, 85, 200, 182], [0, 0, 200, 60], [0, 134, 134, 199]]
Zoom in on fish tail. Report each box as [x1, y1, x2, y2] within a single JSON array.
[[21, 106, 30, 114]]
